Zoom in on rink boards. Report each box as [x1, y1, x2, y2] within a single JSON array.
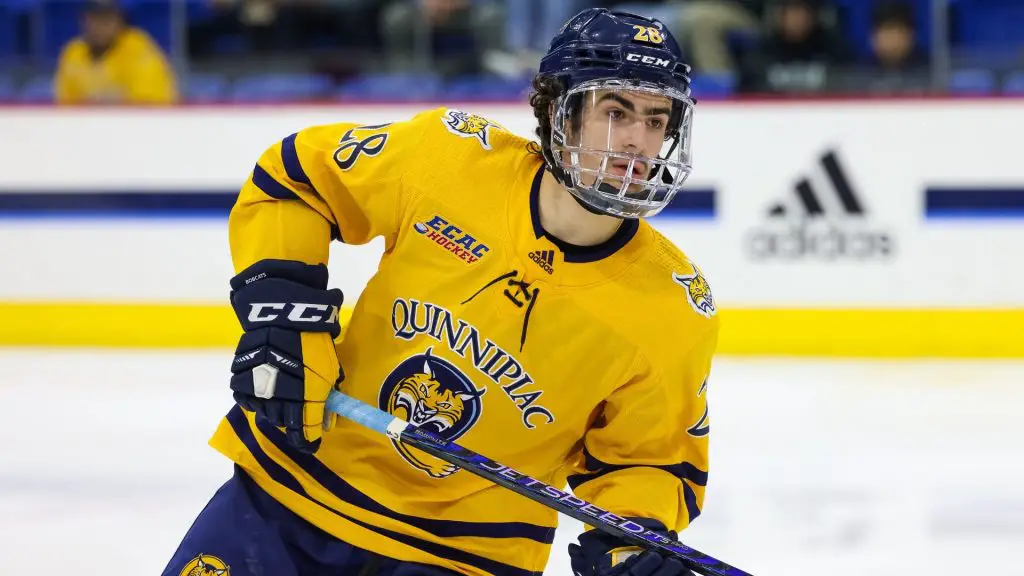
[[0, 101, 1021, 356]]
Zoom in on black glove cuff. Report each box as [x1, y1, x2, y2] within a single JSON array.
[[230, 260, 344, 337], [230, 259, 330, 291]]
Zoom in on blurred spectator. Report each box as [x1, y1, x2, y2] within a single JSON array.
[[609, 1, 682, 30], [677, 1, 761, 73], [381, 0, 504, 77], [737, 0, 849, 93], [613, 1, 762, 74], [868, 1, 926, 72], [54, 0, 178, 105], [829, 1, 930, 94], [484, 0, 593, 79], [188, 0, 286, 56], [189, 0, 385, 59]]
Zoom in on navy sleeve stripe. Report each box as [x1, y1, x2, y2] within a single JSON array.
[[226, 407, 541, 576], [281, 133, 315, 190], [252, 165, 300, 200], [251, 165, 343, 240], [566, 446, 708, 490], [250, 413, 555, 544], [683, 482, 702, 522]]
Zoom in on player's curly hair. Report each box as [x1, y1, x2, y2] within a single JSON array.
[[528, 74, 585, 164], [528, 74, 564, 152]]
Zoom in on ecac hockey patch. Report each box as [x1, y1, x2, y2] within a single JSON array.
[[413, 214, 490, 264]]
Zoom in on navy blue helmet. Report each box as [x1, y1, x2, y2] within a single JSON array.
[[539, 8, 692, 101], [535, 9, 696, 219]]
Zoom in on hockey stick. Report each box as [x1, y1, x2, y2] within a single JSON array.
[[325, 390, 753, 576]]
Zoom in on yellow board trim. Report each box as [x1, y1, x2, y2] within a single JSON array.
[[0, 303, 1021, 357], [718, 308, 1024, 358]]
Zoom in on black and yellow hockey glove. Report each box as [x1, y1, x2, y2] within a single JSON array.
[[568, 518, 695, 576], [228, 259, 344, 453]]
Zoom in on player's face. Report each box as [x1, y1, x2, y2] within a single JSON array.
[[567, 89, 672, 191], [548, 79, 695, 219]]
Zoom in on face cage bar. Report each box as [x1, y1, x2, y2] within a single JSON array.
[[550, 79, 695, 214]]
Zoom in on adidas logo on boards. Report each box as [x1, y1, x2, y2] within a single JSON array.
[[745, 150, 895, 261], [529, 250, 555, 274]]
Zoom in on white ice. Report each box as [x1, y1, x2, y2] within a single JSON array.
[[1, 350, 1022, 576]]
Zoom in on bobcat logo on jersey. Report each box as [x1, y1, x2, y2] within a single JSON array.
[[442, 109, 503, 150], [179, 554, 229, 576], [672, 265, 716, 318], [379, 347, 486, 478]]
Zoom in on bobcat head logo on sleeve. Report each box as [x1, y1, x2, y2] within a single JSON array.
[[442, 109, 504, 150], [379, 347, 485, 478], [672, 264, 716, 318], [179, 554, 229, 576]]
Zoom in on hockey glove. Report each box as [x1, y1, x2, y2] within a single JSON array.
[[228, 259, 344, 454], [568, 518, 695, 576]]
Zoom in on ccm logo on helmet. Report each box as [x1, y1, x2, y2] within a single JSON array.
[[625, 53, 672, 67], [248, 303, 340, 324]]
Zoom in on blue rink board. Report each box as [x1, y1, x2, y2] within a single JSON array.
[[925, 187, 1024, 218], [0, 189, 718, 219], [3, 188, 1023, 219]]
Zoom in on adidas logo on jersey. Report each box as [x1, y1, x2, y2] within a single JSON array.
[[745, 150, 894, 261], [528, 250, 555, 274]]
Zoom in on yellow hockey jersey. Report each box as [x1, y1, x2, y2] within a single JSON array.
[[211, 107, 720, 576]]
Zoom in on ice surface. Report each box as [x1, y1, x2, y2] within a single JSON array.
[[1, 350, 1021, 575]]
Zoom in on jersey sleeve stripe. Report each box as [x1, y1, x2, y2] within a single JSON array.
[[250, 163, 342, 241], [683, 481, 702, 522], [225, 407, 538, 576], [565, 446, 708, 490], [251, 164, 300, 200], [280, 133, 315, 190], [252, 414, 556, 544]]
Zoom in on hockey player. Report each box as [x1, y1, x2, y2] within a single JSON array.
[[163, 8, 718, 576]]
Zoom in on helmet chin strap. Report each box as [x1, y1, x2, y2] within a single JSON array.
[[535, 149, 624, 222], [540, 149, 619, 218], [544, 128, 626, 219], [570, 185, 618, 217]]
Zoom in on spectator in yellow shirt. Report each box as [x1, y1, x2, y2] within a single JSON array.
[[55, 0, 179, 105]]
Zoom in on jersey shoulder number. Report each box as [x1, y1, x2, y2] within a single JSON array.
[[333, 123, 392, 171]]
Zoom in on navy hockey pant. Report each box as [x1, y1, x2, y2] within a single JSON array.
[[162, 465, 460, 576]]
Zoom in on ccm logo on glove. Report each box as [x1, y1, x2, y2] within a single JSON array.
[[228, 259, 345, 454], [247, 303, 341, 324]]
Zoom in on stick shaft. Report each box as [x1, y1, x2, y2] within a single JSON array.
[[325, 391, 752, 576]]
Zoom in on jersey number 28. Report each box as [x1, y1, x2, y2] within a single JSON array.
[[334, 124, 392, 171]]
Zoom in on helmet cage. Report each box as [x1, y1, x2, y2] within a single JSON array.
[[549, 78, 695, 219]]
